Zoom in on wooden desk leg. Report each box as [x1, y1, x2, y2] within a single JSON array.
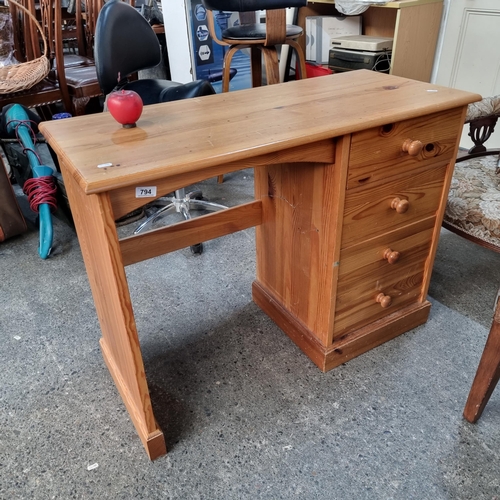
[[62, 168, 166, 460], [463, 300, 500, 423]]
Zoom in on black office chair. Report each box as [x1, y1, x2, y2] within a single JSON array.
[[94, 0, 226, 253]]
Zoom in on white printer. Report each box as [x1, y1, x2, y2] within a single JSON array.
[[329, 35, 393, 73], [330, 35, 394, 52]]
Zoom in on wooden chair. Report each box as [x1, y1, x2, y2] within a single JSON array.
[[202, 0, 307, 92], [202, 0, 307, 183], [78, 0, 105, 56], [464, 299, 500, 422], [49, 0, 102, 116], [442, 96, 500, 422], [0, 0, 72, 119]]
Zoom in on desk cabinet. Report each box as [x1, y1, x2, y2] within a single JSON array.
[[300, 0, 444, 82], [252, 104, 465, 372]]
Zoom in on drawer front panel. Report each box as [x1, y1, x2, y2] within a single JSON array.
[[342, 163, 447, 248], [347, 107, 462, 190], [333, 221, 435, 338]]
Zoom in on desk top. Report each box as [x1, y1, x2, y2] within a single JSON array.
[[40, 71, 480, 195]]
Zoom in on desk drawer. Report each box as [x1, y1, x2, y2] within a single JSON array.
[[341, 162, 448, 248], [333, 219, 435, 338], [347, 107, 462, 190]]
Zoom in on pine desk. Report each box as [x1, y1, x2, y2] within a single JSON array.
[[40, 71, 479, 460]]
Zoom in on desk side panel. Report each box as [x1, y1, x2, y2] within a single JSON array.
[[254, 137, 349, 346], [60, 163, 165, 459]]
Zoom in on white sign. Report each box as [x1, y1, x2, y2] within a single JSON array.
[[135, 186, 157, 198], [198, 44, 211, 61]]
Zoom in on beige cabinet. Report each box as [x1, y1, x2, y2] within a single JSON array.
[[299, 0, 444, 82]]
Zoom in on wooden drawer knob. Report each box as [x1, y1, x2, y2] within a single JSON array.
[[383, 248, 400, 264], [376, 293, 392, 308], [391, 197, 409, 214], [402, 139, 423, 156]]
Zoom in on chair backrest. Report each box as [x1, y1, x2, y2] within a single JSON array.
[[38, 0, 74, 112], [8, 0, 41, 62], [3, 0, 73, 114], [79, 0, 105, 57], [202, 0, 306, 12], [94, 0, 161, 95]]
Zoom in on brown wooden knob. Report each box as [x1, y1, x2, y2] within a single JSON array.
[[402, 139, 424, 156], [376, 293, 392, 308], [383, 248, 400, 264], [391, 197, 409, 214]]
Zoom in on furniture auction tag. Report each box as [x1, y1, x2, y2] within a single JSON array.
[[135, 186, 157, 198]]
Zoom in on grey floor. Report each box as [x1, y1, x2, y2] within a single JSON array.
[[1, 168, 500, 500]]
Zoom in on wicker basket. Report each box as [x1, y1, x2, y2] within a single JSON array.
[[0, 0, 50, 94]]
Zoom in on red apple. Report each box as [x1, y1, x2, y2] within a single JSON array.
[[107, 89, 143, 128]]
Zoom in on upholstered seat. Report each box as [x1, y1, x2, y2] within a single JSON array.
[[445, 154, 500, 248], [443, 95, 500, 252], [222, 23, 303, 40]]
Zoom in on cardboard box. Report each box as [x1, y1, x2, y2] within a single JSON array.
[[306, 15, 362, 64]]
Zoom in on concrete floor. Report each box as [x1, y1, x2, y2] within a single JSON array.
[[1, 168, 500, 499]]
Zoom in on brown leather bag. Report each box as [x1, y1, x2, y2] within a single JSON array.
[[0, 149, 27, 242]]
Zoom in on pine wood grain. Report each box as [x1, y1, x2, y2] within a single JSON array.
[[342, 163, 448, 247], [109, 139, 335, 221], [252, 281, 432, 372], [254, 136, 350, 347], [390, 1, 444, 82], [347, 107, 463, 190], [59, 161, 166, 460], [120, 201, 262, 266], [40, 71, 479, 195], [40, 72, 480, 458]]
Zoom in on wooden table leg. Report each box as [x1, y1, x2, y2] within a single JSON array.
[[62, 167, 166, 460], [463, 299, 500, 423]]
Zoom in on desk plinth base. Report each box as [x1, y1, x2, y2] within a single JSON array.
[[100, 338, 166, 460], [252, 281, 431, 372]]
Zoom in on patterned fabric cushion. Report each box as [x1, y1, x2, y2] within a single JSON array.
[[444, 154, 500, 247], [465, 95, 500, 123]]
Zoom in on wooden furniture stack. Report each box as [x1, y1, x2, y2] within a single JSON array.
[[40, 71, 479, 459], [0, 0, 102, 116]]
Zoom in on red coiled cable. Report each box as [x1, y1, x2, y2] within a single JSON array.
[[23, 176, 58, 213], [6, 118, 58, 214]]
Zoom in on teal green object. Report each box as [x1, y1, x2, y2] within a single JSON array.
[[5, 104, 54, 259]]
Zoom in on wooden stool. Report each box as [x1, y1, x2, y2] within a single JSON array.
[[202, 0, 307, 183]]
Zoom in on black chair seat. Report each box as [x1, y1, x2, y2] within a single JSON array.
[[223, 23, 302, 40], [203, 0, 306, 10], [118, 79, 215, 106], [119, 79, 181, 106]]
